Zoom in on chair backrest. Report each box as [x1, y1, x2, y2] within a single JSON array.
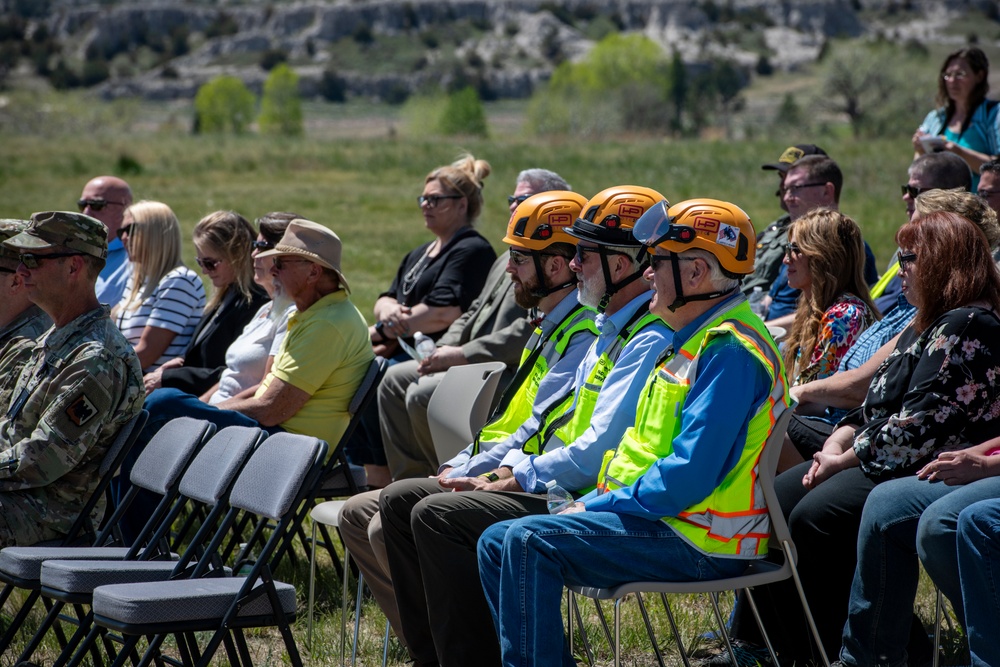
[[757, 403, 797, 561], [427, 361, 507, 465], [63, 409, 149, 545], [348, 356, 389, 418]]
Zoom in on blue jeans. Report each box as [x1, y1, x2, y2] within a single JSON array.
[[111, 388, 273, 543], [956, 499, 1000, 667], [839, 475, 1000, 667], [477, 511, 750, 667]]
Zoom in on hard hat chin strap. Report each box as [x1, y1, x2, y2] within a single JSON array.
[[665, 253, 738, 312], [597, 248, 645, 314], [528, 251, 577, 298]]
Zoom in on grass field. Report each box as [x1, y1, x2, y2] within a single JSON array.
[[0, 91, 965, 666]]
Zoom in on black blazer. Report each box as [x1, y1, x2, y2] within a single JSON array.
[[160, 285, 269, 396]]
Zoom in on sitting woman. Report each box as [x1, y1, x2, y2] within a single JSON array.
[[779, 209, 878, 470], [143, 210, 268, 396], [113, 200, 205, 373], [370, 153, 497, 359], [724, 211, 1000, 666]]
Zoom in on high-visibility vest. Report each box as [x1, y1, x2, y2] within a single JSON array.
[[598, 300, 789, 557], [521, 309, 664, 457], [869, 260, 899, 301], [471, 303, 597, 455]]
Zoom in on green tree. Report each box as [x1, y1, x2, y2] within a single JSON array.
[[194, 75, 256, 134], [438, 86, 487, 137], [258, 64, 303, 136]]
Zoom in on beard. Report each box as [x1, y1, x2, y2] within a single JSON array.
[[513, 273, 544, 310], [576, 274, 605, 309], [268, 283, 296, 323]]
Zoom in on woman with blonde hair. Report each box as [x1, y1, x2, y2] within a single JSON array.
[[113, 200, 205, 373], [144, 210, 268, 395]]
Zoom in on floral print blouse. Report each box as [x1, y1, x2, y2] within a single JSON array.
[[793, 293, 877, 386], [849, 306, 1000, 478]]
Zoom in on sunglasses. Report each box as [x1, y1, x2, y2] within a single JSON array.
[[273, 256, 313, 271], [783, 242, 803, 257], [648, 253, 696, 269], [573, 244, 630, 264], [901, 184, 932, 198], [508, 193, 531, 207], [19, 252, 82, 269], [118, 223, 134, 238], [196, 257, 222, 271], [252, 240, 274, 252], [76, 198, 125, 212], [417, 194, 463, 208], [897, 251, 917, 270]]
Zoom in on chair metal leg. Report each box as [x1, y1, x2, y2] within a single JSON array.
[[933, 588, 943, 667], [710, 592, 742, 667], [568, 589, 596, 667], [658, 593, 692, 667], [635, 592, 666, 667], [613, 597, 622, 667], [351, 572, 364, 667], [340, 549, 352, 665], [781, 539, 831, 667], [743, 588, 781, 666], [307, 520, 317, 650], [381, 618, 391, 667]]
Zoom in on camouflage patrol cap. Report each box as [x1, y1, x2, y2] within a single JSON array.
[[4, 211, 108, 260], [0, 219, 30, 271]]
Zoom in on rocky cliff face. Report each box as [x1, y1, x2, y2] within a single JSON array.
[[24, 0, 982, 101]]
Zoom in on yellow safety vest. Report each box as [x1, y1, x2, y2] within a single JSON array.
[[597, 300, 789, 557], [869, 261, 898, 301], [521, 310, 664, 457], [471, 303, 597, 455]]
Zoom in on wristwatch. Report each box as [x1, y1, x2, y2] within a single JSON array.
[[478, 471, 501, 482]]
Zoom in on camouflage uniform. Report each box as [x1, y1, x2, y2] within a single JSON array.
[[741, 213, 791, 295], [0, 211, 143, 547]]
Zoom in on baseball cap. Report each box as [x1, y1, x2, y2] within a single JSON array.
[[257, 218, 351, 293], [0, 219, 29, 271], [4, 211, 108, 259], [761, 144, 829, 172]]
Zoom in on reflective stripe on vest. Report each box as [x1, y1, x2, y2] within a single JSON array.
[[472, 304, 598, 455], [522, 310, 664, 457], [597, 299, 789, 557], [869, 261, 898, 300]]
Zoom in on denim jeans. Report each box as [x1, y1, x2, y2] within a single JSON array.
[[839, 475, 1000, 667], [956, 499, 1000, 667], [477, 511, 750, 667]]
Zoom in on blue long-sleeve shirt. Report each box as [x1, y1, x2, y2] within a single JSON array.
[[585, 294, 773, 520], [500, 291, 674, 493], [441, 291, 596, 477]]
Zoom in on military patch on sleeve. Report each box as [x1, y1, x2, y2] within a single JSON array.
[[65, 394, 98, 427]]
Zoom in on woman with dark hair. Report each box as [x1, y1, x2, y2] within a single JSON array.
[[720, 212, 1000, 667], [914, 47, 999, 187], [143, 210, 268, 395]]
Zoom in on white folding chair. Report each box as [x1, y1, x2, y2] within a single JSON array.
[[568, 406, 830, 667], [426, 361, 507, 465]]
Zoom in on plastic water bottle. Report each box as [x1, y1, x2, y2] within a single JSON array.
[[414, 331, 436, 362], [545, 479, 574, 514], [748, 286, 768, 319]]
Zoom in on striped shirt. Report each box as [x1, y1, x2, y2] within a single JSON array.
[[115, 266, 206, 372]]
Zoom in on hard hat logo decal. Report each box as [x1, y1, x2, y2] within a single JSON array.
[[717, 223, 739, 248], [692, 216, 720, 233], [547, 213, 572, 227], [618, 204, 644, 220]]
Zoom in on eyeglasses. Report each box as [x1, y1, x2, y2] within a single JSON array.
[[901, 184, 932, 198], [18, 252, 83, 269], [978, 188, 1000, 198], [942, 69, 969, 82], [648, 253, 696, 269], [780, 182, 827, 197], [784, 242, 803, 257], [509, 249, 532, 266], [273, 257, 312, 271], [252, 240, 274, 252], [76, 198, 125, 212], [118, 224, 134, 238], [897, 251, 917, 270], [417, 194, 463, 208], [196, 257, 222, 271], [574, 244, 627, 264], [508, 193, 531, 207]]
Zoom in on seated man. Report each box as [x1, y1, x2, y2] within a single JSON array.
[[131, 219, 372, 484], [0, 211, 144, 547], [339, 190, 599, 648], [378, 185, 673, 667], [477, 198, 788, 667]]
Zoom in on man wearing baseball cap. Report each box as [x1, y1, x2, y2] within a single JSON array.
[[133, 218, 373, 468], [742, 144, 828, 296], [0, 211, 144, 547]]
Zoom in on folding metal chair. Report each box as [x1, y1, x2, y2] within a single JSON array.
[[89, 432, 329, 667], [568, 406, 830, 667], [427, 361, 507, 465], [16, 425, 264, 667]]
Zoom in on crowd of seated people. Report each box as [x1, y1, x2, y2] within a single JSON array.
[[5, 110, 1000, 667]]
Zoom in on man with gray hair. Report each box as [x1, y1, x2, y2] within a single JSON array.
[[377, 168, 570, 482]]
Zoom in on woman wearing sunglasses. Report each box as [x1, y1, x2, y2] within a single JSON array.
[[112, 200, 205, 373], [370, 153, 497, 360], [778, 208, 878, 471], [143, 210, 267, 396]]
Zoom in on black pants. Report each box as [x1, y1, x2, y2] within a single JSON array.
[[379, 478, 548, 667]]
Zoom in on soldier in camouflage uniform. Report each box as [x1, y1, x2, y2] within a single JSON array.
[[0, 211, 143, 547]]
